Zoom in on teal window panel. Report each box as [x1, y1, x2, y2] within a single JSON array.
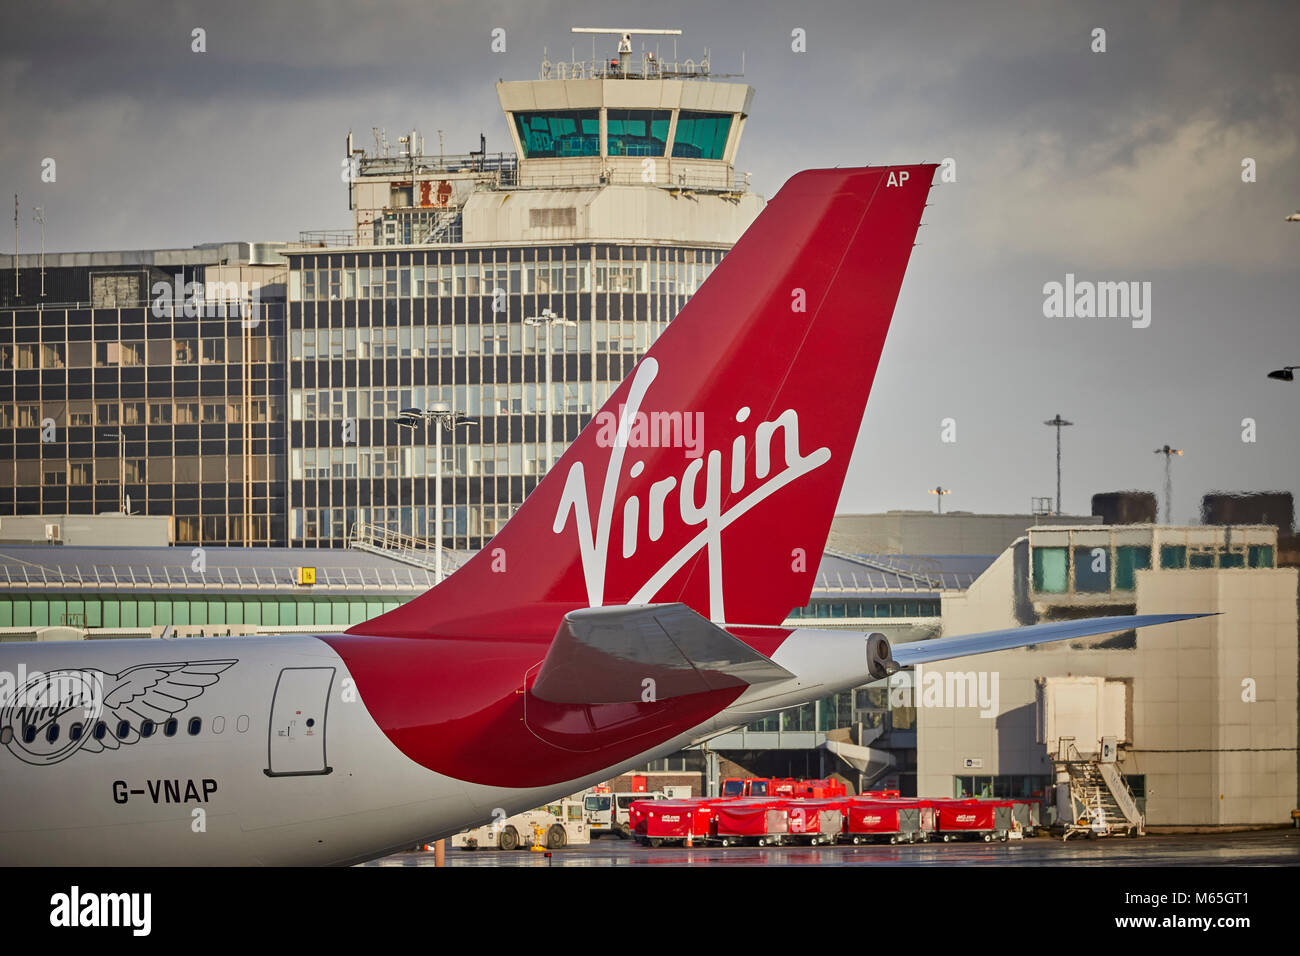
[[332, 601, 349, 626], [671, 111, 732, 159], [137, 600, 154, 627], [606, 109, 671, 156], [190, 601, 208, 625], [1032, 547, 1068, 592], [513, 110, 599, 158], [209, 602, 227, 626], [14, 599, 30, 627], [245, 602, 262, 626], [1248, 545, 1275, 568], [32, 599, 50, 627], [102, 600, 120, 628], [1160, 545, 1187, 569], [0, 600, 12, 627], [86, 598, 102, 627], [1115, 546, 1152, 590], [261, 601, 278, 627], [173, 601, 190, 626], [153, 600, 171, 626], [49, 600, 67, 626], [120, 601, 138, 627], [1219, 550, 1245, 568], [279, 601, 296, 625], [1189, 551, 1215, 568]]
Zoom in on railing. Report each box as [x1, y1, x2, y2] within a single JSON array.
[[539, 54, 738, 82], [0, 559, 436, 592], [297, 229, 359, 246], [347, 523, 465, 577]]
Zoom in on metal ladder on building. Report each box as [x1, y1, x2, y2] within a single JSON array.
[[1056, 739, 1144, 840]]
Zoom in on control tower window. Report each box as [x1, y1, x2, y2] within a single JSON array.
[[606, 109, 671, 156], [514, 110, 599, 158], [671, 111, 732, 159]]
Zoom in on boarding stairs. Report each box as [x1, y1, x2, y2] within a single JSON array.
[[1055, 738, 1144, 840]]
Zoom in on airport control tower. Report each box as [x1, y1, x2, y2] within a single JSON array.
[[286, 29, 765, 553]]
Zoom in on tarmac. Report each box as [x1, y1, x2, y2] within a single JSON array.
[[365, 827, 1300, 866]]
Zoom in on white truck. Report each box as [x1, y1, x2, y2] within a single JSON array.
[[582, 790, 669, 838], [451, 798, 590, 851]]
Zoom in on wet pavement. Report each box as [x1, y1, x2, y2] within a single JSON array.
[[365, 828, 1300, 866]]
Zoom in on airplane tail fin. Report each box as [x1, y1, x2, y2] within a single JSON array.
[[350, 164, 937, 638]]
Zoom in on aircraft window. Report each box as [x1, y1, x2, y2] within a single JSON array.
[[117, 720, 131, 739], [164, 718, 178, 737], [93, 721, 108, 740], [69, 722, 83, 741], [188, 717, 202, 736], [22, 725, 37, 744], [46, 723, 60, 744], [141, 720, 156, 738]]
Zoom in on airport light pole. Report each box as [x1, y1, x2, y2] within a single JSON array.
[[395, 403, 477, 583], [32, 207, 45, 301], [1043, 414, 1073, 515], [1153, 444, 1183, 524], [928, 485, 951, 514], [524, 309, 577, 474]]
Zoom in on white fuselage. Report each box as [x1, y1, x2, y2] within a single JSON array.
[[0, 628, 867, 865]]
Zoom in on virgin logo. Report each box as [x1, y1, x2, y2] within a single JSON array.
[[553, 358, 831, 622]]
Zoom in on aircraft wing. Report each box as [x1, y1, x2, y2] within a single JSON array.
[[891, 613, 1213, 668], [530, 603, 795, 704]]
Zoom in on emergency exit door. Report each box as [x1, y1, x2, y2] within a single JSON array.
[[265, 667, 335, 777]]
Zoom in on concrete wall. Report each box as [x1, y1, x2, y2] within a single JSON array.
[[917, 565, 1299, 825], [0, 514, 173, 546], [828, 512, 1099, 557], [462, 186, 763, 245]]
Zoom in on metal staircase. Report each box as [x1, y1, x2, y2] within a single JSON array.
[[1055, 739, 1144, 840], [347, 523, 464, 578]]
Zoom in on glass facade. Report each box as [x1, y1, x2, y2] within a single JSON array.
[[606, 109, 671, 156], [0, 592, 402, 629], [287, 242, 724, 550], [514, 110, 601, 158], [0, 297, 286, 545], [786, 598, 941, 619], [671, 111, 733, 159], [511, 108, 734, 161]]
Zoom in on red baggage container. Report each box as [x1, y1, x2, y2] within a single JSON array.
[[845, 799, 934, 844], [714, 798, 789, 846], [639, 800, 716, 846], [931, 799, 1012, 842], [786, 798, 846, 845]]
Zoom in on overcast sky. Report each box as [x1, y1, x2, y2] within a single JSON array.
[[2, 0, 1297, 525]]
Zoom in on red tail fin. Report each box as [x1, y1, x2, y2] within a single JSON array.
[[350, 165, 936, 638]]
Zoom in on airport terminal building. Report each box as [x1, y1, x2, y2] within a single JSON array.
[[0, 45, 762, 553]]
